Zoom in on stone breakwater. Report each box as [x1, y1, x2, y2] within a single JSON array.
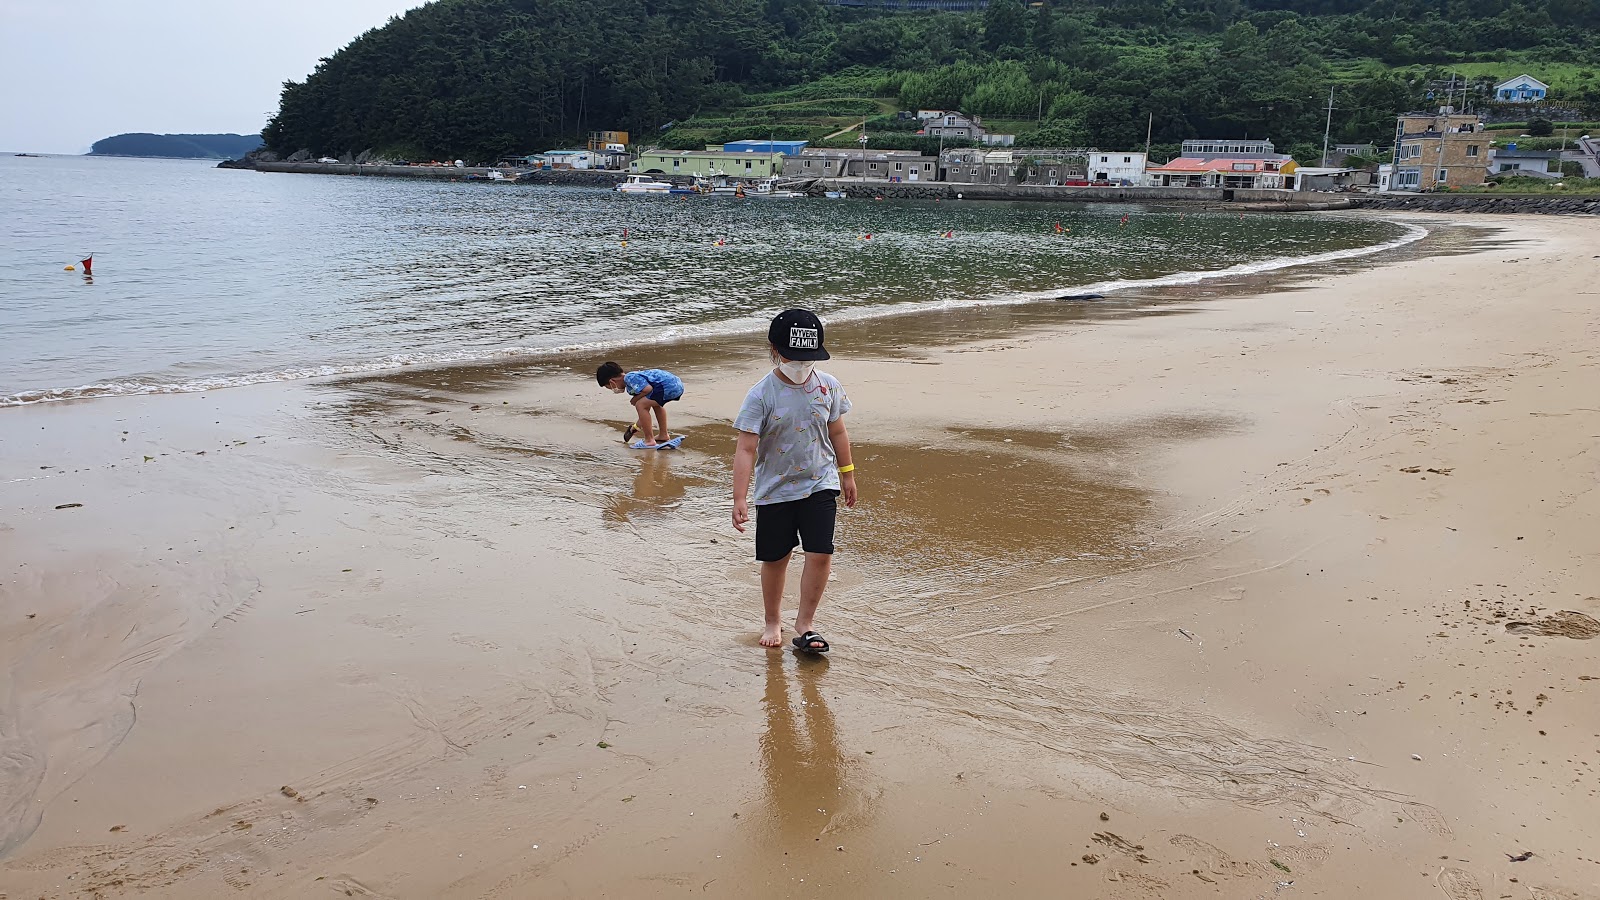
[[1350, 194, 1600, 215]]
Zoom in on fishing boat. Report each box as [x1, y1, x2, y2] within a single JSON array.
[[690, 177, 743, 198], [615, 174, 673, 194], [750, 178, 806, 199]]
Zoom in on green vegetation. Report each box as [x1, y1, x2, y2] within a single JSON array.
[[1493, 136, 1571, 150], [262, 0, 1600, 161], [1484, 121, 1600, 130], [90, 133, 263, 159], [1469, 175, 1600, 193]]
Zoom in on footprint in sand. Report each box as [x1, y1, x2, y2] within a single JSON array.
[[1437, 867, 1484, 900]]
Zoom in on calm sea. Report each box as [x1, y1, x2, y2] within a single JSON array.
[[0, 155, 1419, 405]]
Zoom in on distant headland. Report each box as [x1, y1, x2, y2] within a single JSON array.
[[89, 133, 264, 160]]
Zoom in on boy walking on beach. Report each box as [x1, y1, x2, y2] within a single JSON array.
[[597, 361, 684, 448], [731, 309, 857, 653]]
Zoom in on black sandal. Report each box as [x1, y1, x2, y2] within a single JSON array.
[[622, 424, 637, 443], [792, 631, 830, 654]]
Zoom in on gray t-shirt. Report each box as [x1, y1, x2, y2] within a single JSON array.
[[734, 369, 852, 506]]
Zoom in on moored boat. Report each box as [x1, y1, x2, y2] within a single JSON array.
[[750, 178, 806, 199], [616, 174, 673, 194]]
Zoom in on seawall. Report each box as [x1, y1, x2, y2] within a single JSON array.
[[1349, 194, 1600, 215], [233, 160, 630, 187], [809, 180, 1354, 210]]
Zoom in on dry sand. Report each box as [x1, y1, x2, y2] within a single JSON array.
[[1, 214, 1597, 899]]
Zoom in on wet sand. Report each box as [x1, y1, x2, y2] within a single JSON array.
[[2, 214, 1598, 898]]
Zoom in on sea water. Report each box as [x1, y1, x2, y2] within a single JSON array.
[[0, 155, 1419, 405]]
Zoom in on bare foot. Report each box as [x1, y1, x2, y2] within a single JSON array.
[[759, 623, 783, 647]]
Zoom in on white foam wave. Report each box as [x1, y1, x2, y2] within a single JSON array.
[[0, 221, 1428, 408]]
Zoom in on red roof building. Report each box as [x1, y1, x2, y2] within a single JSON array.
[[1147, 156, 1298, 189]]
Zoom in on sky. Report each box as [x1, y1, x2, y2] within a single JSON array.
[[0, 0, 426, 154]]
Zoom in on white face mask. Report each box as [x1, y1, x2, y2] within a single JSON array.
[[773, 354, 814, 384]]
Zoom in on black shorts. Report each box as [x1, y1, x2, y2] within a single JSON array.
[[754, 489, 839, 562]]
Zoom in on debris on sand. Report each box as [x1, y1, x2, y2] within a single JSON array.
[[1507, 851, 1533, 862], [54, 503, 83, 510], [1505, 610, 1600, 640], [1092, 832, 1151, 863]]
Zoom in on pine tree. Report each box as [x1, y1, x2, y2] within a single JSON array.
[[984, 0, 1028, 54], [1032, 0, 1056, 57]]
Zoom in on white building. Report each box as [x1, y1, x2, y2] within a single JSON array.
[[542, 149, 595, 170], [1085, 150, 1146, 185], [1494, 75, 1549, 103]]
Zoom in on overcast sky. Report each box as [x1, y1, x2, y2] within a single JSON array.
[[0, 0, 426, 153]]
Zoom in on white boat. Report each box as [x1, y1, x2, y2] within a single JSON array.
[[750, 178, 806, 199], [615, 174, 673, 194]]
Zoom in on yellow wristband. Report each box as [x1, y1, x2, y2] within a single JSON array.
[[838, 464, 855, 474]]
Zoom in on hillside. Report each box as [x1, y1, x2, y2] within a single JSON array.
[[90, 133, 265, 159], [262, 0, 1600, 161]]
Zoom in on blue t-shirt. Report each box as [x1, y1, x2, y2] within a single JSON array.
[[733, 370, 851, 505], [623, 369, 683, 401]]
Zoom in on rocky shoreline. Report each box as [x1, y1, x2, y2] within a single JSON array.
[[1349, 194, 1600, 215]]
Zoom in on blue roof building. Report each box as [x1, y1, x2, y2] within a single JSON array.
[[723, 140, 808, 157]]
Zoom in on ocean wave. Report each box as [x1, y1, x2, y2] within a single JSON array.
[[0, 221, 1428, 408]]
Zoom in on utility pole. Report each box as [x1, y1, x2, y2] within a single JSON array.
[[1144, 112, 1153, 160], [1321, 85, 1336, 167], [859, 127, 868, 188]]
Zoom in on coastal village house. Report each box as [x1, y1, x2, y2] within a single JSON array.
[[1146, 155, 1297, 188], [1494, 75, 1549, 103], [587, 130, 629, 152], [937, 148, 1156, 186], [1018, 152, 1089, 185], [795, 149, 936, 180], [543, 149, 596, 170], [1179, 138, 1279, 157], [631, 149, 785, 178], [941, 148, 1022, 184], [1390, 110, 1489, 190], [1086, 151, 1147, 185], [1146, 138, 1297, 188], [1489, 143, 1561, 178], [921, 111, 1016, 147], [1331, 142, 1380, 165]]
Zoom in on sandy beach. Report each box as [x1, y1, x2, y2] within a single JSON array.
[[2, 213, 1597, 899]]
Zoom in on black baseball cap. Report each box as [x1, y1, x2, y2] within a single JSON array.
[[768, 308, 830, 361]]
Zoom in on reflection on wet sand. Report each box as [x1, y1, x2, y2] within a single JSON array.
[[602, 451, 692, 524], [758, 653, 858, 846], [847, 440, 1150, 574]]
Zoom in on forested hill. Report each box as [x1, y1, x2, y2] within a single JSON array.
[[262, 0, 1600, 161], [90, 133, 265, 159]]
